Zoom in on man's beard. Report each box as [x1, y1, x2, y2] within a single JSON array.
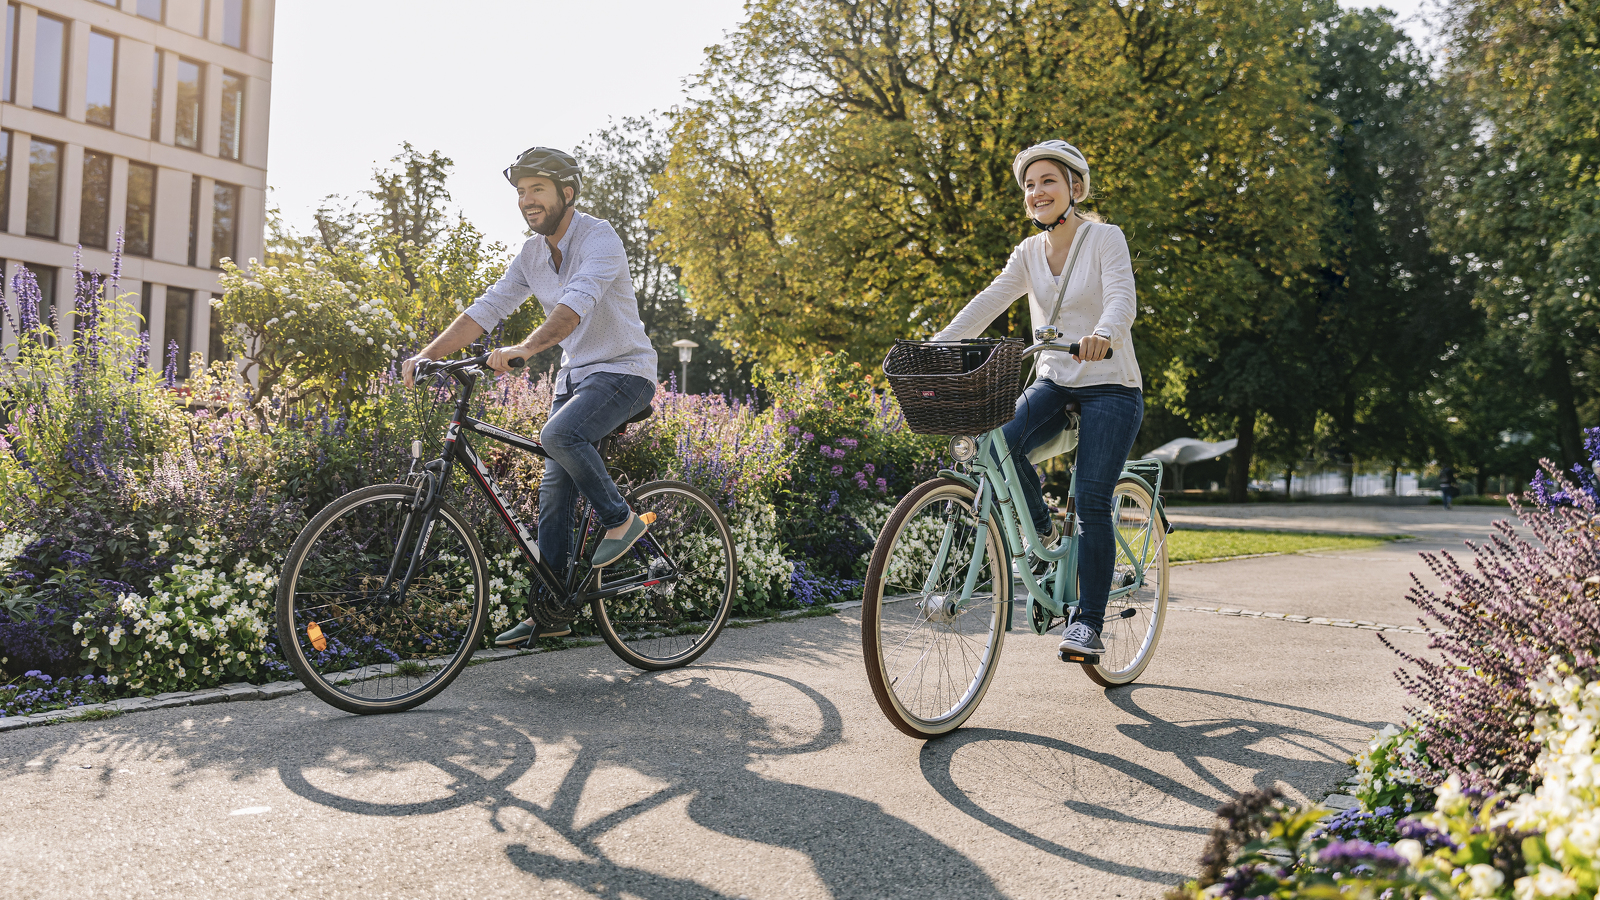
[[525, 197, 568, 236]]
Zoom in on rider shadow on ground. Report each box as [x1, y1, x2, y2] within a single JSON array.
[[917, 681, 1383, 884], [273, 665, 1006, 900]]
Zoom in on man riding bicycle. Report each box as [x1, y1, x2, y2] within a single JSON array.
[[402, 146, 658, 644]]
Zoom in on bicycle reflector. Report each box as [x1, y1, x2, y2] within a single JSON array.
[[950, 434, 979, 462], [640, 512, 657, 525], [307, 621, 327, 652]]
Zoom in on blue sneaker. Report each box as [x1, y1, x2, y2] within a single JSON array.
[[494, 619, 570, 646]]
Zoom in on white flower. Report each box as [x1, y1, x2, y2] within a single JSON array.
[[1393, 839, 1422, 865], [1466, 864, 1504, 897]]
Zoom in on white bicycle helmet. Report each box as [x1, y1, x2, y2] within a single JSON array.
[[1012, 140, 1090, 194], [1012, 140, 1091, 231]]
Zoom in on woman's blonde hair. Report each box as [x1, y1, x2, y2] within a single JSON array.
[[1024, 158, 1104, 224]]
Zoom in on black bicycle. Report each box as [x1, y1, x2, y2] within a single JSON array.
[[274, 353, 738, 714]]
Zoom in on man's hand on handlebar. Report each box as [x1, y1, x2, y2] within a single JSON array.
[[402, 355, 431, 388], [486, 344, 532, 376], [1074, 334, 1111, 362]]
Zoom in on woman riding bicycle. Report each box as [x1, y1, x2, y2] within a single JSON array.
[[931, 140, 1144, 659]]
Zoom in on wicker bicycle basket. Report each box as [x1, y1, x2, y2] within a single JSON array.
[[882, 339, 1026, 435]]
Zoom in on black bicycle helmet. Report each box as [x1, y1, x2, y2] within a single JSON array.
[[503, 146, 583, 199]]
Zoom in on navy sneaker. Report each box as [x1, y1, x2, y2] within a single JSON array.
[[1058, 622, 1104, 655]]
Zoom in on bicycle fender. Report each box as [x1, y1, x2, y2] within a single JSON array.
[[1117, 470, 1176, 534]]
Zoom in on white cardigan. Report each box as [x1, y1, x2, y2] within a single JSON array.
[[934, 224, 1143, 391]]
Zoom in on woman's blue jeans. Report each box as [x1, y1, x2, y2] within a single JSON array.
[[538, 371, 656, 576], [1000, 379, 1144, 634]]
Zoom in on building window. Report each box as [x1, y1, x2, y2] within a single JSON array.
[[125, 162, 156, 257], [150, 51, 163, 140], [0, 130, 10, 234], [32, 14, 66, 114], [140, 281, 153, 338], [187, 175, 200, 266], [137, 0, 164, 23], [174, 58, 202, 149], [4, 4, 16, 105], [167, 287, 194, 378], [220, 71, 245, 160], [80, 151, 113, 250], [211, 182, 238, 268], [86, 32, 117, 128], [222, 0, 248, 50], [209, 306, 224, 364], [26, 139, 61, 239]]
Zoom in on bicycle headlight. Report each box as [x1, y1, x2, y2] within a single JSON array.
[[950, 434, 979, 462]]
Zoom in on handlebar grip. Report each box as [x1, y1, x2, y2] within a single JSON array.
[[1066, 343, 1114, 360], [508, 357, 525, 369]]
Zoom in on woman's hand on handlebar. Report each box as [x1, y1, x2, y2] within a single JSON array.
[[1074, 334, 1111, 362], [486, 344, 532, 376]]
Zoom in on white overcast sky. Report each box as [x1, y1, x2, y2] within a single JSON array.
[[265, 0, 1443, 255]]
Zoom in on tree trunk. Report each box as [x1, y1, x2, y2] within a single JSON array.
[[1549, 358, 1584, 469], [1229, 408, 1256, 504], [1284, 466, 1294, 500]]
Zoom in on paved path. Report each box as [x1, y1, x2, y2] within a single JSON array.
[[0, 506, 1511, 900]]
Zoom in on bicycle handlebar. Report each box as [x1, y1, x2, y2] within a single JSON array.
[[1023, 340, 1114, 361], [413, 352, 527, 383]]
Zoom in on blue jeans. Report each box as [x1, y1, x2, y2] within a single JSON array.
[[1000, 379, 1144, 633], [538, 371, 656, 576]]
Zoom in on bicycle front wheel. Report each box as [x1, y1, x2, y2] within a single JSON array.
[[276, 484, 490, 714], [591, 480, 736, 671], [1084, 477, 1169, 687], [862, 478, 1009, 739]]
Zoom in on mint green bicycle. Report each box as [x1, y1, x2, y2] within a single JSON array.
[[863, 330, 1171, 738]]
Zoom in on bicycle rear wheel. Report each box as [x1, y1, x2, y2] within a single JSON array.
[[1083, 477, 1169, 687], [862, 478, 1009, 738], [591, 480, 736, 670], [276, 484, 490, 714]]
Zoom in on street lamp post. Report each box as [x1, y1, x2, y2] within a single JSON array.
[[671, 339, 699, 394]]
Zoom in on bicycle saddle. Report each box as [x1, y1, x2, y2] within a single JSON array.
[[1060, 399, 1081, 414], [610, 405, 654, 437]]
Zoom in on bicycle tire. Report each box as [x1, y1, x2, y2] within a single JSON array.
[[591, 480, 736, 671], [1083, 477, 1169, 687], [862, 477, 1009, 739], [276, 484, 490, 714]]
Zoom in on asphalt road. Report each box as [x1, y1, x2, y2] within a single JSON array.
[[0, 505, 1506, 900]]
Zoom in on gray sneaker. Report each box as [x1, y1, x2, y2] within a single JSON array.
[[1058, 622, 1104, 655]]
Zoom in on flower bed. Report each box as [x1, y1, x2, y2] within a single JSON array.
[[1167, 429, 1600, 899], [0, 258, 943, 713]]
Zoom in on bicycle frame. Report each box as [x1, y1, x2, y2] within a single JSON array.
[[932, 425, 1166, 635], [389, 365, 675, 611]]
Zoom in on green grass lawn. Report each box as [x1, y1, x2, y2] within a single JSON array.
[[1166, 529, 1401, 563]]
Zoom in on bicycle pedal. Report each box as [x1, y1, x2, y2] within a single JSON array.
[[1059, 650, 1101, 665]]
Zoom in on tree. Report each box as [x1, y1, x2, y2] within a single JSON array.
[[575, 118, 751, 396], [1426, 0, 1600, 467], [656, 0, 1330, 389]]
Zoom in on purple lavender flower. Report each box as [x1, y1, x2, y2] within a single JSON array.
[[802, 432, 815, 442], [1315, 840, 1406, 870], [830, 464, 843, 476], [876, 477, 888, 493]]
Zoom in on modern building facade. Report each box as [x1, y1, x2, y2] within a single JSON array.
[[0, 0, 272, 375]]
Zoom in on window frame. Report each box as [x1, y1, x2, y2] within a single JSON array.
[[25, 137, 62, 240], [31, 12, 67, 115], [85, 31, 118, 129], [219, 70, 245, 160], [210, 180, 239, 269], [166, 286, 194, 379], [124, 161, 157, 258], [0, 129, 10, 234], [149, 49, 163, 141], [79, 150, 113, 251], [173, 56, 203, 150], [136, 0, 165, 24], [4, 4, 17, 106], [221, 0, 248, 51]]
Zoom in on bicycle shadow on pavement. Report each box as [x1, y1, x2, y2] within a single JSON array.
[[917, 682, 1382, 884], [272, 665, 1007, 899]]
